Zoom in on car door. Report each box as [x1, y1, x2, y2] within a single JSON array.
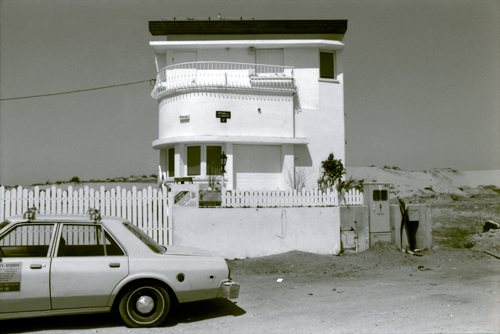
[[0, 223, 55, 313], [50, 223, 128, 309]]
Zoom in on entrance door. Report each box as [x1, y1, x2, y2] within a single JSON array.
[[0, 223, 55, 313], [233, 145, 281, 190]]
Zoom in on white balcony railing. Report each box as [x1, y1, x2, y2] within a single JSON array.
[[151, 62, 295, 99]]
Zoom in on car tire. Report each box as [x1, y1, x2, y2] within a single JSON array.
[[119, 283, 170, 328]]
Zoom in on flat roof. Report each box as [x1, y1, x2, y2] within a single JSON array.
[[149, 20, 348, 36]]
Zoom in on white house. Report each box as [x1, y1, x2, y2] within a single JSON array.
[[149, 19, 347, 190]]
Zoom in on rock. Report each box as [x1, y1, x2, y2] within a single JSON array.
[[483, 220, 500, 233]]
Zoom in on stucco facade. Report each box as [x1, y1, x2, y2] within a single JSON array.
[[149, 20, 347, 190]]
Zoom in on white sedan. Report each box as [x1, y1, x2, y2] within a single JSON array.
[[0, 208, 239, 327]]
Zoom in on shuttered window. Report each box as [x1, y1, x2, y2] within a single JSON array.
[[233, 145, 281, 190], [187, 146, 200, 176], [256, 49, 284, 66]]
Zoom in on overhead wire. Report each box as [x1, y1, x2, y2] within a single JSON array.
[[0, 79, 156, 101]]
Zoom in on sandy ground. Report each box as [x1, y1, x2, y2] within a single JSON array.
[[347, 167, 500, 198]]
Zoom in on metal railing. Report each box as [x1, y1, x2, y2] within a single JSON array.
[[151, 61, 295, 99]]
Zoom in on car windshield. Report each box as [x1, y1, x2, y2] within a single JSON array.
[[123, 222, 166, 254]]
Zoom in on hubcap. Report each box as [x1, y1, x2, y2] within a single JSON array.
[[136, 295, 155, 314]]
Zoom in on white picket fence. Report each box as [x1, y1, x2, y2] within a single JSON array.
[[222, 188, 363, 208], [0, 185, 171, 245]]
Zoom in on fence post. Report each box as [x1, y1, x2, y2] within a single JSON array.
[[0, 186, 4, 221], [168, 190, 174, 245]]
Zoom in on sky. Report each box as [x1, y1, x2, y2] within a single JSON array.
[[0, 0, 499, 186]]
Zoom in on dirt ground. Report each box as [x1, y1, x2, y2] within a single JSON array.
[[2, 171, 500, 333]]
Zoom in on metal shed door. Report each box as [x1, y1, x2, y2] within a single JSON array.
[[233, 145, 281, 190]]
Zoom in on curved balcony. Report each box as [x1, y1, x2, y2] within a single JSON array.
[[151, 61, 296, 100]]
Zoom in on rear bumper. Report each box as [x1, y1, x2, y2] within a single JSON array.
[[216, 280, 240, 299]]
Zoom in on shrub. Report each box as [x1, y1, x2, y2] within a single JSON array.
[[69, 176, 80, 183], [286, 167, 313, 190], [317, 153, 345, 192]]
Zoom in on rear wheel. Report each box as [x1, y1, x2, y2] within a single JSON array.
[[119, 283, 170, 328]]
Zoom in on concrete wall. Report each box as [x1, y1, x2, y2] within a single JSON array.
[[390, 204, 432, 251], [172, 206, 341, 259], [340, 206, 369, 252], [340, 204, 432, 252]]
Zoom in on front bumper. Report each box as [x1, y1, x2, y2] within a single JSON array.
[[217, 280, 240, 299]]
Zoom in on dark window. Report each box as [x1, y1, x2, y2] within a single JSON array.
[[381, 190, 388, 201], [207, 146, 222, 175], [0, 224, 54, 257], [57, 224, 124, 257], [187, 146, 201, 176], [373, 189, 388, 201], [168, 148, 175, 177], [123, 222, 165, 254], [320, 52, 335, 79]]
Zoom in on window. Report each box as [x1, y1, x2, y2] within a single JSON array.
[[0, 224, 54, 257], [320, 52, 335, 79], [187, 146, 201, 176], [168, 148, 175, 177], [206, 146, 222, 175], [123, 222, 165, 254], [373, 190, 388, 201], [57, 224, 124, 257], [256, 49, 284, 66]]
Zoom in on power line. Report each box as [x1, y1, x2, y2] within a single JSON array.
[[0, 79, 156, 101]]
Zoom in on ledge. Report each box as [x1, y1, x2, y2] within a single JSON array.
[[318, 78, 340, 84], [152, 135, 309, 149], [150, 39, 345, 53]]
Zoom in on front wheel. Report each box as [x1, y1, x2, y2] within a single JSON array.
[[119, 283, 170, 328]]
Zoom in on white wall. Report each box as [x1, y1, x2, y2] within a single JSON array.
[[172, 206, 341, 259], [158, 94, 294, 140]]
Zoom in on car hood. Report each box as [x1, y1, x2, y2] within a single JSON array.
[[164, 245, 217, 257]]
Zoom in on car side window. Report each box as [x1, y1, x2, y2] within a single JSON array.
[[57, 224, 124, 257], [0, 224, 54, 257]]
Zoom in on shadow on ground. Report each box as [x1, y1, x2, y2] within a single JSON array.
[[1, 299, 245, 333]]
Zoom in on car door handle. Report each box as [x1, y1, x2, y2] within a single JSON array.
[[109, 263, 120, 268], [30, 264, 43, 269]]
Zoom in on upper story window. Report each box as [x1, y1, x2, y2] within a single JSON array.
[[256, 49, 284, 66], [320, 51, 335, 79]]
